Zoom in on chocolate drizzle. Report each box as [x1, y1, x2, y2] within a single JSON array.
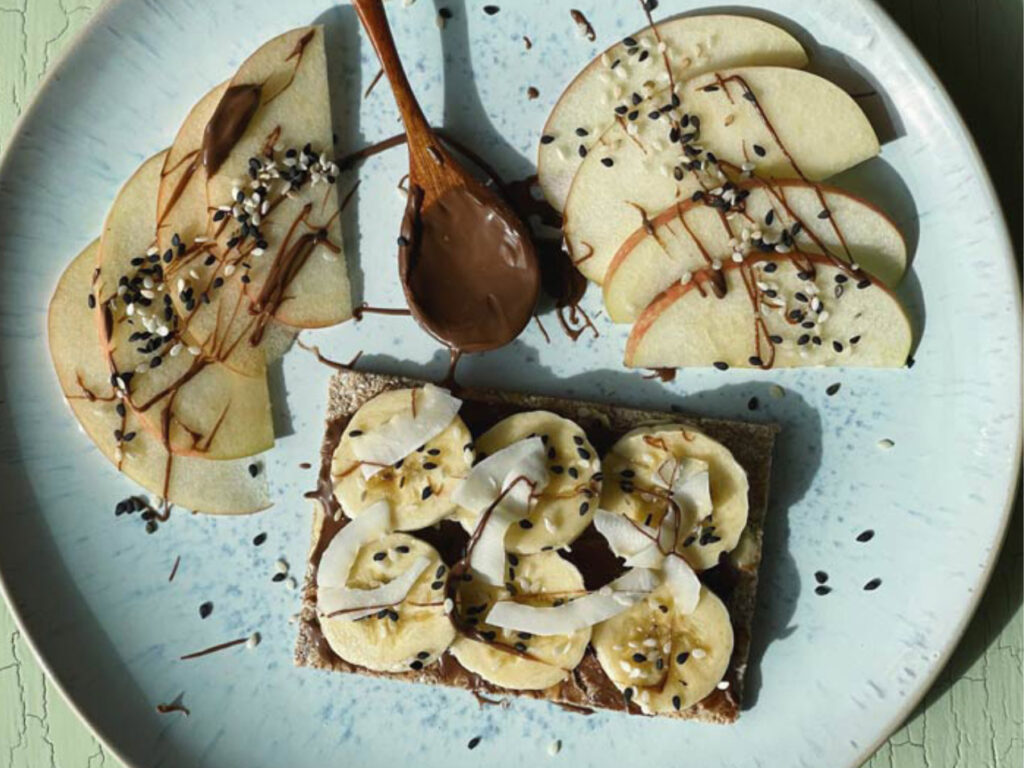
[[201, 84, 262, 176]]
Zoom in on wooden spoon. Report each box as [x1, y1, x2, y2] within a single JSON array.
[[352, 0, 540, 354]]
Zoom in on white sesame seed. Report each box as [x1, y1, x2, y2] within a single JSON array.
[[691, 648, 707, 659], [878, 438, 895, 450], [770, 384, 786, 399], [731, 252, 744, 263], [188, 346, 201, 356], [146, 246, 159, 257], [443, 598, 454, 614], [711, 259, 722, 270], [547, 739, 562, 757], [142, 276, 154, 290], [286, 577, 298, 590], [246, 632, 261, 649], [125, 303, 135, 316], [275, 558, 289, 574], [741, 161, 756, 172], [224, 264, 236, 277], [717, 681, 730, 690], [252, 247, 265, 257], [619, 660, 632, 672], [643, 637, 658, 647], [169, 343, 183, 357]]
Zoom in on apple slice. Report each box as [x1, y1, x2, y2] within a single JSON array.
[[537, 14, 808, 211], [625, 253, 912, 369], [48, 241, 270, 514], [603, 179, 907, 322], [203, 26, 352, 330], [563, 66, 880, 284], [157, 81, 298, 377], [156, 80, 228, 255], [96, 152, 274, 460]]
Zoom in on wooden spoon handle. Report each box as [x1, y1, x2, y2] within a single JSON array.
[[352, 0, 434, 149]]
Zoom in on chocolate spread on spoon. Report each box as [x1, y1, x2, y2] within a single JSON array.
[[398, 184, 539, 354]]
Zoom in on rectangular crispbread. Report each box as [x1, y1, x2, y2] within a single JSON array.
[[295, 370, 778, 723]]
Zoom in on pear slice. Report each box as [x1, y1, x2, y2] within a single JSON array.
[[603, 179, 907, 322], [48, 242, 270, 514], [537, 15, 807, 211], [624, 254, 912, 369], [563, 66, 880, 284], [96, 152, 274, 460], [203, 26, 352, 330]]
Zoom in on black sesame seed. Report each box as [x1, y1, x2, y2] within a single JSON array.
[[624, 687, 634, 702], [540, 134, 555, 144], [770, 334, 783, 344], [797, 334, 810, 346], [864, 578, 882, 591], [388, 610, 399, 621], [577, 145, 588, 158], [622, 36, 638, 47], [763, 262, 778, 273], [765, 209, 775, 226], [857, 278, 872, 289], [483, 5, 499, 14], [817, 209, 831, 219], [833, 341, 844, 353], [430, 580, 444, 590], [702, 84, 720, 93], [145, 520, 158, 534], [518, 519, 534, 529], [672, 695, 682, 710], [814, 570, 829, 584], [372, 551, 387, 562], [550, 465, 564, 474], [417, 651, 430, 660], [815, 585, 832, 596], [396, 545, 410, 553], [576, 447, 591, 460], [628, 110, 639, 121], [675, 650, 691, 665], [421, 486, 433, 500], [436, 564, 446, 579], [199, 602, 213, 619], [248, 463, 260, 478], [410, 660, 424, 670], [856, 529, 875, 543], [713, 361, 729, 371], [753, 144, 766, 157], [423, 462, 438, 470], [601, 157, 615, 167], [579, 501, 590, 516], [514, 642, 527, 652], [568, 467, 579, 479], [397, 235, 409, 247], [639, 50, 650, 62], [632, 652, 646, 663], [253, 532, 267, 546], [272, 572, 287, 582], [748, 397, 759, 411], [826, 383, 841, 396], [748, 356, 764, 367], [575, 127, 589, 137]]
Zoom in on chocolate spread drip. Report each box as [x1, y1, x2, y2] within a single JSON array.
[[398, 184, 539, 354], [201, 84, 262, 176]]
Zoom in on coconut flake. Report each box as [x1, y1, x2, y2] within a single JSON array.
[[353, 385, 462, 478], [672, 458, 712, 521], [317, 501, 391, 589], [663, 555, 701, 614], [318, 556, 430, 621], [594, 509, 664, 568], [484, 570, 655, 635], [468, 481, 533, 585], [453, 437, 548, 514]]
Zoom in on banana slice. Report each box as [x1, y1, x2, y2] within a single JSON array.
[[449, 551, 590, 690], [592, 583, 733, 714], [332, 387, 474, 530], [318, 532, 455, 673], [600, 426, 748, 571], [453, 411, 600, 554]]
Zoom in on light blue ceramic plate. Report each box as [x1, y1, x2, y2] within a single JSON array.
[[0, 1, 1019, 767]]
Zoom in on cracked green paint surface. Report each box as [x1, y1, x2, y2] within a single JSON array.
[[0, 1, 1019, 767]]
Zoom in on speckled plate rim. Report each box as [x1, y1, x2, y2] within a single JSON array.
[[0, 1, 1019, 767]]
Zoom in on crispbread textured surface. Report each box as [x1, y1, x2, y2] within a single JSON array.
[[295, 370, 778, 723]]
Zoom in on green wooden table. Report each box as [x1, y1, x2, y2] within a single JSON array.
[[0, 1, 1020, 766]]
